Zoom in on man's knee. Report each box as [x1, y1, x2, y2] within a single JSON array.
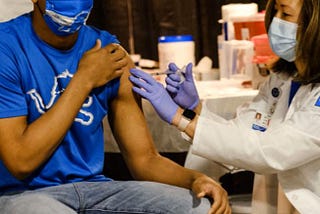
[[137, 181, 212, 213]]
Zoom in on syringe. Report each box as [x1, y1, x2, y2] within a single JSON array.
[[151, 65, 186, 84]]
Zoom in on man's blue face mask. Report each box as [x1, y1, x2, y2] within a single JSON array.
[[268, 17, 298, 62], [39, 0, 93, 36]]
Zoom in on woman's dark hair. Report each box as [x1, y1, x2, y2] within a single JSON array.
[[265, 0, 320, 84]]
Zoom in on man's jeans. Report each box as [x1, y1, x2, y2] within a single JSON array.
[[0, 181, 211, 213]]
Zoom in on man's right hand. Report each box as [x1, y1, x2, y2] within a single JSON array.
[[77, 40, 128, 89]]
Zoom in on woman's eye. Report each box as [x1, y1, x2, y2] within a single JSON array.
[[282, 12, 291, 17]]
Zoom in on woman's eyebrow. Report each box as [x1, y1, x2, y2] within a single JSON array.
[[279, 0, 301, 12]]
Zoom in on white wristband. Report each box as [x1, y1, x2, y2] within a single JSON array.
[[177, 116, 191, 132], [177, 109, 196, 132]]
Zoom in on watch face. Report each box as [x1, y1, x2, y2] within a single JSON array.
[[183, 109, 196, 120]]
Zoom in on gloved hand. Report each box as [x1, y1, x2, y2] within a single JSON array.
[[166, 63, 199, 110], [129, 68, 178, 124]]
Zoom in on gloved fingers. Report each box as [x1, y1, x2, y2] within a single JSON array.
[[166, 84, 179, 94], [185, 63, 194, 81], [168, 62, 179, 72], [132, 86, 151, 100], [165, 75, 181, 88], [129, 75, 154, 93], [130, 68, 157, 86], [167, 73, 181, 82]]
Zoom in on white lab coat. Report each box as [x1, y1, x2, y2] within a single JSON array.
[[0, 0, 32, 22], [192, 72, 320, 214]]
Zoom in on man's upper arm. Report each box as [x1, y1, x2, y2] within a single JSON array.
[[108, 59, 158, 164]]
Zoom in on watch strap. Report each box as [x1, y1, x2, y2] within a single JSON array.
[[182, 109, 196, 120]]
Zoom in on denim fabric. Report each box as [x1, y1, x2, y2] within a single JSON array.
[[0, 181, 211, 214]]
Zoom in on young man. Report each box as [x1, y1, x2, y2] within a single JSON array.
[[0, 1, 230, 213]]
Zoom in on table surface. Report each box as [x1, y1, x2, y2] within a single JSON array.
[[196, 78, 258, 99]]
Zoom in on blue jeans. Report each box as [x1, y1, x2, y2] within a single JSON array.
[[0, 181, 211, 213]]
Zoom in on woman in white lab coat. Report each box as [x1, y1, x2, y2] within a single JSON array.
[[129, 0, 320, 213]]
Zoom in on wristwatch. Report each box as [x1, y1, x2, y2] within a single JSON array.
[[177, 109, 196, 132]]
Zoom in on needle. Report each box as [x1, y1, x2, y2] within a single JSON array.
[[150, 71, 175, 76], [150, 65, 186, 84]]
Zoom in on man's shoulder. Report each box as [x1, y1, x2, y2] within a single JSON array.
[[83, 25, 119, 45], [0, 13, 31, 43], [0, 13, 30, 29]]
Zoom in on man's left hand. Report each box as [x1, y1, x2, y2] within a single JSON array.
[[192, 175, 231, 214]]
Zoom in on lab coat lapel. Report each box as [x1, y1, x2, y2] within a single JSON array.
[[268, 78, 290, 127], [284, 84, 311, 120]]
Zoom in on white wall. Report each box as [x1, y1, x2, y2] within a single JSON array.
[[0, 0, 33, 22]]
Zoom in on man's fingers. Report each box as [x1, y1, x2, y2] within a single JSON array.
[[196, 191, 206, 198], [115, 57, 129, 69], [85, 39, 102, 54], [105, 43, 120, 54], [93, 39, 102, 51]]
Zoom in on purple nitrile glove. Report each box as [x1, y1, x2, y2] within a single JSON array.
[[165, 63, 199, 110], [129, 68, 178, 124]]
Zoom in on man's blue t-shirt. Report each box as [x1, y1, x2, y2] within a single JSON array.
[[0, 13, 120, 192]]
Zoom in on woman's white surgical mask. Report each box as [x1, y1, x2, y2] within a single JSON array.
[[42, 0, 93, 36], [268, 17, 298, 62]]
